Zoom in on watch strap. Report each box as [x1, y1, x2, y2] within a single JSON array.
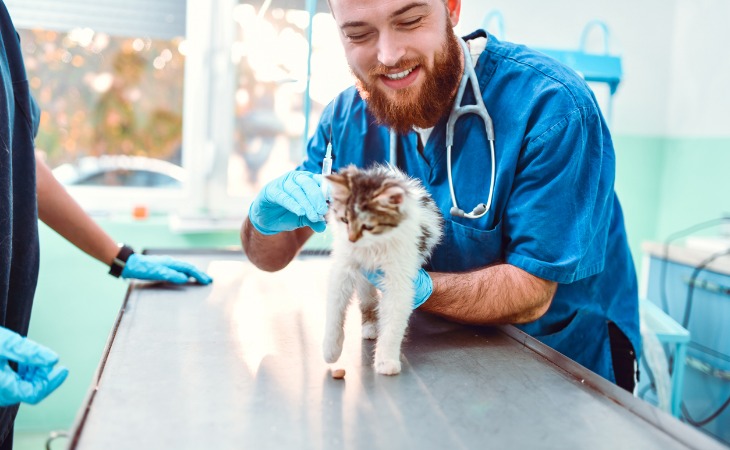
[[109, 245, 135, 278]]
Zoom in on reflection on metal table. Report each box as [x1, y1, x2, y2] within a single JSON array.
[[67, 250, 725, 449]]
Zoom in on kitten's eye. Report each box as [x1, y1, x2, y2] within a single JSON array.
[[341, 217, 349, 224], [362, 224, 374, 231]]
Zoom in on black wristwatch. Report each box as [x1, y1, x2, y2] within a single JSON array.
[[109, 244, 135, 278]]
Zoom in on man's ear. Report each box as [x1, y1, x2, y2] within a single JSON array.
[[446, 0, 461, 27]]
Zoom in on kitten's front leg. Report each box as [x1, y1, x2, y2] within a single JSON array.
[[356, 275, 379, 340], [323, 264, 356, 364], [374, 272, 415, 375]]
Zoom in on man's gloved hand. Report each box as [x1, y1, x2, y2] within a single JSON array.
[[0, 326, 69, 406], [249, 170, 328, 235], [363, 268, 434, 309], [121, 254, 213, 285]]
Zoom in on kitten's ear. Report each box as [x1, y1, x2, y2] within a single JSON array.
[[374, 183, 406, 206], [326, 173, 350, 199]]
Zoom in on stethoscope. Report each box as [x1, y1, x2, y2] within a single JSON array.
[[388, 37, 496, 219]]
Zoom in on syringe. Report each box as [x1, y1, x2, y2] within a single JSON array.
[[321, 142, 333, 200]]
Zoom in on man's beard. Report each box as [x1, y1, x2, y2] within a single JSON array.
[[353, 23, 462, 134]]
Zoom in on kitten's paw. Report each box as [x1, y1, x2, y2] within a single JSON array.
[[323, 339, 344, 364], [361, 322, 377, 340], [374, 359, 401, 375]]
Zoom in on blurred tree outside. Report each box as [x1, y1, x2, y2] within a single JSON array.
[[18, 28, 185, 168]]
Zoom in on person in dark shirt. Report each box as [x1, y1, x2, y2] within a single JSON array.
[[0, 2, 211, 447]]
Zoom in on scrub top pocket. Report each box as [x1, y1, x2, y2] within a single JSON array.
[[428, 219, 504, 273]]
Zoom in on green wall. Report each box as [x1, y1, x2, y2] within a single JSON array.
[[15, 135, 730, 433], [16, 217, 241, 432], [613, 135, 666, 268], [614, 136, 730, 266], [654, 138, 730, 237]]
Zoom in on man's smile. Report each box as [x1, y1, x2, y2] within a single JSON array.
[[380, 65, 420, 89]]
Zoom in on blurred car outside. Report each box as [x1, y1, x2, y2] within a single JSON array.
[[52, 155, 186, 188]]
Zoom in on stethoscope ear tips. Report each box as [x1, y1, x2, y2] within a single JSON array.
[[450, 206, 465, 217], [450, 204, 488, 219], [471, 204, 487, 216]]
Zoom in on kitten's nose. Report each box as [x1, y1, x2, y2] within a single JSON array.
[[348, 231, 360, 242]]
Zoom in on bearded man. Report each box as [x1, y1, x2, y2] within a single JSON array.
[[241, 0, 640, 392]]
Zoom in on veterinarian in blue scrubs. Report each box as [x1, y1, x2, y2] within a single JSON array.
[[0, 3, 211, 446], [242, 0, 640, 391]]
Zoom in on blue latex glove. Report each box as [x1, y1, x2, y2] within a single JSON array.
[[363, 268, 434, 309], [248, 170, 328, 235], [121, 254, 213, 285], [0, 326, 69, 406]]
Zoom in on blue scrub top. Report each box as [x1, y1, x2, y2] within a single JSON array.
[[0, 0, 41, 441], [299, 30, 640, 384]]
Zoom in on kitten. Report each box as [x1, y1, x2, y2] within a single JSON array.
[[322, 164, 443, 375]]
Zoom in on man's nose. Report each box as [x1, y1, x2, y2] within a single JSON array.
[[377, 30, 406, 68]]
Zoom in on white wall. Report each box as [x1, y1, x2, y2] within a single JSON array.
[[458, 0, 730, 138], [667, 0, 730, 137]]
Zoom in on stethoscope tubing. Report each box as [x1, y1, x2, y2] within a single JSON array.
[[390, 37, 496, 220]]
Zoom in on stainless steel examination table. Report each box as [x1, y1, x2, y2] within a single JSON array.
[[67, 250, 725, 449]]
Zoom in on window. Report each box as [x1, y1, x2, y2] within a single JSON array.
[[181, 0, 349, 224], [9, 0, 189, 213], [11, 0, 350, 223], [19, 29, 186, 173], [226, 1, 350, 198]]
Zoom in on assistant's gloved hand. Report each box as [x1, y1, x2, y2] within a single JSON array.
[[0, 326, 69, 406], [249, 170, 328, 235], [363, 268, 434, 309], [121, 254, 213, 285]]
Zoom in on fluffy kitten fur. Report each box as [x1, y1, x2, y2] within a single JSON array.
[[323, 164, 443, 375]]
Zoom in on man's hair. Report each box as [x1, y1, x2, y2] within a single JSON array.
[[328, 0, 450, 18]]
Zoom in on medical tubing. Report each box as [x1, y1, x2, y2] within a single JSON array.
[[655, 217, 730, 427], [446, 143, 459, 213], [445, 45, 471, 148], [484, 140, 496, 214], [681, 247, 730, 329], [675, 247, 730, 425], [682, 395, 730, 427], [465, 40, 495, 141], [444, 38, 496, 219], [660, 217, 729, 314], [446, 38, 495, 146]]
